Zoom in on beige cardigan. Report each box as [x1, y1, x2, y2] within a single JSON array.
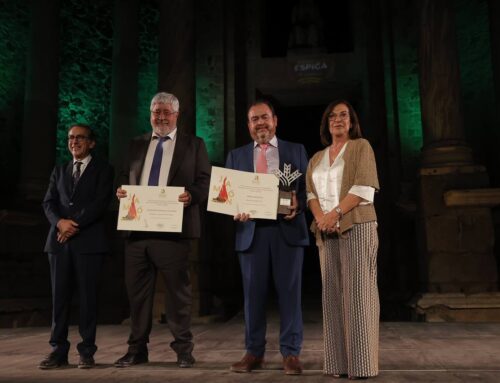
[[306, 138, 379, 242]]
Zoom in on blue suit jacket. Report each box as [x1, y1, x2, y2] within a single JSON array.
[[225, 139, 310, 252], [42, 157, 114, 253]]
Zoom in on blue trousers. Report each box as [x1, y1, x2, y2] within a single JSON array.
[[238, 223, 304, 357]]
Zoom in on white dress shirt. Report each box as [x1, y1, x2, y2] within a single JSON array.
[[307, 142, 375, 213], [73, 154, 92, 177], [140, 129, 177, 186]]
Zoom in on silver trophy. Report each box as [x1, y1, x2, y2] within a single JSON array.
[[274, 164, 302, 214]]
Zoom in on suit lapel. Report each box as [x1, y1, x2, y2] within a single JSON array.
[[71, 157, 98, 196], [243, 143, 255, 172], [277, 139, 289, 170], [65, 161, 74, 196], [132, 133, 151, 185], [167, 131, 189, 185], [77, 157, 95, 185]]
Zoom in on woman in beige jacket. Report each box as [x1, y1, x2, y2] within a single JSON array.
[[306, 100, 380, 380]]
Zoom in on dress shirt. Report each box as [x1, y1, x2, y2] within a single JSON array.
[[140, 129, 177, 186], [253, 135, 279, 174], [307, 142, 374, 213], [73, 154, 92, 177]]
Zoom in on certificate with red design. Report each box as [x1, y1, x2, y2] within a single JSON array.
[[207, 166, 279, 220], [117, 185, 184, 232]]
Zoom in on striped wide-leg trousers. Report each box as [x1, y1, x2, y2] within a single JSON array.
[[319, 221, 379, 377]]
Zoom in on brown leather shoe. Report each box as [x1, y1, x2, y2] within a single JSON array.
[[283, 355, 302, 375], [230, 353, 264, 373]]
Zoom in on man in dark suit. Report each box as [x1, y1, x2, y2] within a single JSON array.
[[39, 124, 114, 369], [226, 100, 309, 375], [114, 92, 210, 368]]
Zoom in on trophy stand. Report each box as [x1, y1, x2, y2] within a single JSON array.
[[274, 164, 302, 215]]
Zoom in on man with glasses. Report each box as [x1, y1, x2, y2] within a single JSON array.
[[226, 100, 309, 375], [114, 92, 210, 368], [40, 124, 114, 369]]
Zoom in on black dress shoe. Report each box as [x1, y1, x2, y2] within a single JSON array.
[[78, 355, 95, 369], [38, 353, 68, 370], [114, 352, 148, 367], [177, 353, 195, 368]]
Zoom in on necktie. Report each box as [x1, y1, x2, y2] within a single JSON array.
[[148, 136, 168, 186], [73, 161, 82, 186], [256, 144, 268, 173]]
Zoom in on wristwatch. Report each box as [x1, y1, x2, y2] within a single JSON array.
[[334, 206, 343, 219]]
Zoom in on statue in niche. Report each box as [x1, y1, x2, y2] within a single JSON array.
[[288, 0, 326, 54]]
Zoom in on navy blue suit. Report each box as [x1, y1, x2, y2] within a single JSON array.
[[226, 138, 309, 357], [42, 157, 114, 358]]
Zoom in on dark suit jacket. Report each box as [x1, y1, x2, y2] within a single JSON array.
[[120, 131, 211, 239], [42, 157, 114, 253], [225, 138, 310, 252]]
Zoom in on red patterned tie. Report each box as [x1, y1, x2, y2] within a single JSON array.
[[256, 144, 268, 173]]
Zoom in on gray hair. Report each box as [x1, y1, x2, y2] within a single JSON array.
[[150, 92, 179, 112]]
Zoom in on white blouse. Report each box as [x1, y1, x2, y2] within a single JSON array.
[[307, 143, 375, 213]]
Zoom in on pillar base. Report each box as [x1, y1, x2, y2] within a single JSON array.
[[418, 163, 497, 293], [421, 143, 473, 168], [411, 292, 500, 322]]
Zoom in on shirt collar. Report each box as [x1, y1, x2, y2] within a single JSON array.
[[253, 135, 278, 148], [152, 127, 177, 142], [74, 154, 92, 166]]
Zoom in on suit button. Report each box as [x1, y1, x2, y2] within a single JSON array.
[[69, 202, 74, 206]]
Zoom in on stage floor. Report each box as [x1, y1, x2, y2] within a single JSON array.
[[1, 309, 500, 383]]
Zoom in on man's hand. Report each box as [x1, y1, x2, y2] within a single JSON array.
[[178, 191, 192, 207], [56, 219, 79, 243], [234, 213, 251, 222], [283, 191, 298, 221], [116, 187, 127, 199]]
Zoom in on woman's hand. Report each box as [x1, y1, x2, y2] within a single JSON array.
[[316, 210, 339, 232]]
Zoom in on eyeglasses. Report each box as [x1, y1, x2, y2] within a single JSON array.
[[151, 110, 177, 117], [328, 111, 350, 121], [68, 135, 90, 142]]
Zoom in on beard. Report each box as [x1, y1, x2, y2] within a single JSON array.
[[254, 127, 273, 144], [152, 120, 174, 136]]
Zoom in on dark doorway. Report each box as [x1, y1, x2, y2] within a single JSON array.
[[274, 103, 328, 301], [276, 104, 326, 158]]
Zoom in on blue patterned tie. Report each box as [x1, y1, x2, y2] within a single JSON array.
[[148, 136, 168, 186]]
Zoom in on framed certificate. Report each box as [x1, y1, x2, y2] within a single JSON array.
[[207, 166, 279, 220], [117, 185, 184, 232]]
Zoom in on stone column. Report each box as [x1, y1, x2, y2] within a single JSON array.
[[415, 0, 499, 321], [19, 0, 61, 201], [418, 0, 472, 167], [110, 0, 140, 176], [487, 0, 500, 186], [157, 0, 202, 318], [158, 0, 195, 134], [365, 0, 405, 307]]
